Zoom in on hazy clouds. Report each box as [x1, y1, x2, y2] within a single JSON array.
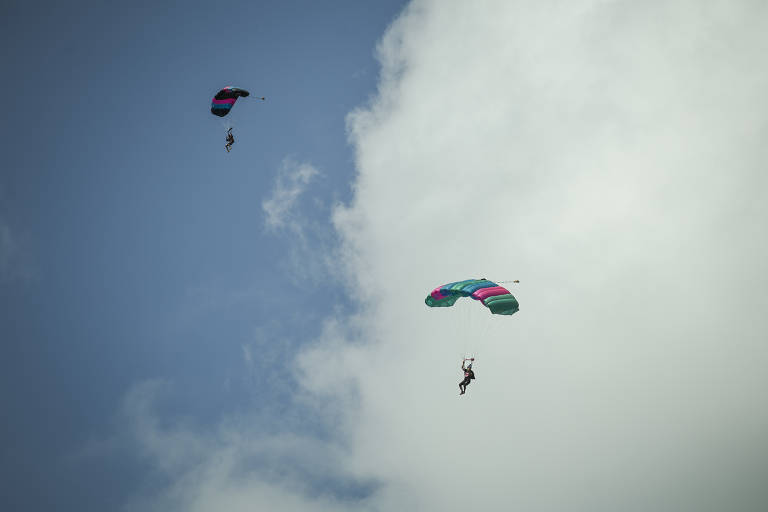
[[325, 1, 768, 510], [263, 159, 320, 234]]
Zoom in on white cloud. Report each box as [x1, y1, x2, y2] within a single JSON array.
[[135, 1, 768, 510], [321, 1, 768, 510], [121, 380, 377, 512], [262, 159, 320, 235], [261, 158, 339, 283]]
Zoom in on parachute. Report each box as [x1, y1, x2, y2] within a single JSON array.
[[210, 87, 251, 117], [425, 278, 519, 315]]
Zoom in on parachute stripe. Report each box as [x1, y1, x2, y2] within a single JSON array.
[[431, 289, 447, 300], [464, 281, 496, 294], [425, 294, 461, 307], [483, 294, 519, 315], [448, 281, 473, 292], [439, 280, 475, 296], [432, 280, 462, 299], [472, 286, 509, 300]]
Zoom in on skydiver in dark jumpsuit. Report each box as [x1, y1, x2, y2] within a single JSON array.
[[225, 127, 235, 152], [459, 358, 475, 395]]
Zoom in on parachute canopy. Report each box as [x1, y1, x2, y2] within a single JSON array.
[[211, 86, 250, 117], [425, 278, 519, 315]]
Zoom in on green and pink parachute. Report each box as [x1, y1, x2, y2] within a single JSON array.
[[425, 279, 519, 315]]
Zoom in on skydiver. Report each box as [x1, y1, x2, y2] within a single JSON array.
[[225, 127, 235, 152], [459, 358, 475, 395]]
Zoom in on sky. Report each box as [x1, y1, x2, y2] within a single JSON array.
[[2, 1, 768, 511]]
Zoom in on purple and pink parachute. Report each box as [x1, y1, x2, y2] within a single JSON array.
[[210, 86, 250, 117], [425, 278, 519, 315]]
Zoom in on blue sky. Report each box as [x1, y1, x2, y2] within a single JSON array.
[[3, 1, 768, 511], [1, 1, 405, 510]]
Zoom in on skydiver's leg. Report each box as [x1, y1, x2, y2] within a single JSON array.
[[460, 378, 470, 394]]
